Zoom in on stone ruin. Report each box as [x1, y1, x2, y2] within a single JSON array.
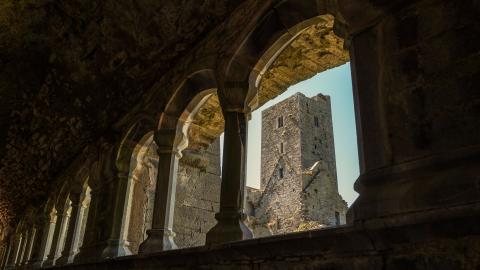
[[246, 93, 348, 237]]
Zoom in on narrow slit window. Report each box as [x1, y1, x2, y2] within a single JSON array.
[[277, 116, 284, 128], [314, 116, 319, 127], [279, 167, 284, 178], [280, 142, 284, 153]]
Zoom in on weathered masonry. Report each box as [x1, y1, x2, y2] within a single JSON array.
[[247, 93, 347, 236], [0, 0, 479, 269]]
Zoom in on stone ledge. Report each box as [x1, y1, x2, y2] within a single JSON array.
[[44, 215, 480, 269]]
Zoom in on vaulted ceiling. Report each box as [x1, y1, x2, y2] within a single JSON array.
[[0, 0, 244, 228]]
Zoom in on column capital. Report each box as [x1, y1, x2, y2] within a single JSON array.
[[153, 129, 183, 158], [217, 80, 252, 113]]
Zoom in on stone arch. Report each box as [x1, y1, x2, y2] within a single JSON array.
[[219, 0, 349, 110], [200, 0, 353, 242], [124, 69, 218, 253], [35, 197, 56, 264], [55, 163, 93, 265], [158, 69, 217, 131], [125, 132, 155, 254], [192, 0, 351, 148], [43, 180, 72, 266]]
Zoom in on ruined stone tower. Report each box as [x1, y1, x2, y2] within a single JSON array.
[[246, 92, 348, 236]]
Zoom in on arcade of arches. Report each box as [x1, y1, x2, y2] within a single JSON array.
[[0, 0, 479, 269]]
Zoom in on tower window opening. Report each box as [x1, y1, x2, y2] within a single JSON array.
[[280, 142, 284, 153], [279, 167, 284, 178], [277, 116, 284, 128], [314, 116, 319, 127]]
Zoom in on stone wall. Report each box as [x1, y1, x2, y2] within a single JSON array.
[[297, 93, 347, 226], [173, 139, 221, 248], [256, 94, 304, 235], [299, 94, 337, 183]]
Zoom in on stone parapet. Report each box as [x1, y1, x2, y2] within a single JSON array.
[[42, 215, 480, 270]]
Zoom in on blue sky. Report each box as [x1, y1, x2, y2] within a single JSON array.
[[221, 63, 359, 206]]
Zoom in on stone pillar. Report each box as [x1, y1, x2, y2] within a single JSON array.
[[75, 193, 91, 253], [0, 246, 4, 269], [21, 228, 36, 265], [99, 170, 133, 259], [28, 212, 56, 268], [0, 243, 9, 269], [14, 233, 26, 267], [337, 0, 480, 225], [5, 234, 21, 270], [3, 236, 15, 270], [0, 246, 4, 268], [73, 186, 101, 263], [138, 129, 179, 253], [17, 231, 29, 266], [206, 83, 253, 245], [56, 193, 84, 265], [43, 205, 70, 267]]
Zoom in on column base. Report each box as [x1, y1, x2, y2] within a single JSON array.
[[348, 148, 480, 226], [74, 239, 131, 264], [42, 255, 58, 267], [101, 239, 132, 259], [55, 251, 76, 266], [138, 229, 177, 254], [74, 243, 102, 264], [206, 211, 253, 245], [26, 259, 44, 269]]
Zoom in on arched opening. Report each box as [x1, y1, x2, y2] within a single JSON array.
[[197, 13, 358, 238], [42, 207, 57, 263], [112, 5, 361, 251], [245, 66, 358, 236], [125, 90, 222, 252], [125, 133, 156, 254], [43, 193, 71, 266]]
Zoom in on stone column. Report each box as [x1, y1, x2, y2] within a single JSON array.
[[14, 233, 26, 267], [99, 174, 133, 258], [43, 205, 69, 267], [75, 143, 132, 262], [5, 234, 21, 270], [139, 129, 179, 253], [28, 212, 56, 268], [17, 231, 29, 266], [56, 193, 84, 265], [75, 193, 91, 253], [4, 236, 17, 270], [73, 186, 101, 263], [21, 228, 36, 265], [0, 243, 9, 269], [336, 0, 480, 225], [0, 246, 4, 268], [206, 83, 253, 245]]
